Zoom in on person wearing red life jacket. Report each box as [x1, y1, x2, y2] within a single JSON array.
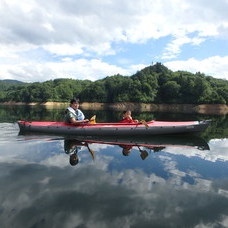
[[119, 110, 139, 123]]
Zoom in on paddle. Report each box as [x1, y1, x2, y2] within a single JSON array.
[[139, 120, 149, 128], [85, 142, 95, 160], [89, 115, 96, 124], [137, 146, 149, 160]]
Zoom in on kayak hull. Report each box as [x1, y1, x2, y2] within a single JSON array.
[[18, 120, 211, 136]]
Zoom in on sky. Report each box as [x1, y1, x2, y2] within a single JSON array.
[[0, 0, 228, 82]]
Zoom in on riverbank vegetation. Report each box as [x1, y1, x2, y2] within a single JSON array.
[[0, 63, 227, 104]]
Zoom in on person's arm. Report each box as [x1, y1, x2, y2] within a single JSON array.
[[128, 115, 138, 123], [70, 118, 89, 125]]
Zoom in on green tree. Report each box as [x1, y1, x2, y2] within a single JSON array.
[[161, 81, 181, 103], [0, 62, 227, 104]]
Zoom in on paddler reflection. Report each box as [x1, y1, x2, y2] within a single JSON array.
[[63, 134, 210, 165], [119, 145, 149, 160], [64, 139, 95, 166]]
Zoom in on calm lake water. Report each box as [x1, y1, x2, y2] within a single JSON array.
[[0, 105, 228, 228]]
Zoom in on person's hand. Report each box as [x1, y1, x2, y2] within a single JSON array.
[[72, 119, 89, 125], [128, 116, 133, 120]]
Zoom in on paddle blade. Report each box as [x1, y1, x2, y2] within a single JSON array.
[[139, 120, 149, 128], [90, 115, 96, 124], [140, 150, 148, 160]]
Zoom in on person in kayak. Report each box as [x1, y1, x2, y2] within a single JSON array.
[[119, 110, 138, 123], [64, 98, 89, 125]]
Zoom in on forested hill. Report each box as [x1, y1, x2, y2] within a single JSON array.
[[0, 79, 23, 83], [0, 63, 227, 104]]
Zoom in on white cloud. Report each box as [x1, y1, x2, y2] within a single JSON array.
[[46, 59, 129, 81], [1, 55, 227, 82], [163, 139, 228, 162], [41, 153, 69, 167], [1, 0, 227, 50], [0, 58, 147, 82], [162, 34, 205, 59], [43, 44, 84, 56], [0, 0, 228, 81], [164, 56, 228, 80]]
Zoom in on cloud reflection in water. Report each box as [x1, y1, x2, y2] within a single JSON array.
[[0, 136, 228, 228]]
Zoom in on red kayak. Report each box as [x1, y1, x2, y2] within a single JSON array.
[[18, 120, 210, 136]]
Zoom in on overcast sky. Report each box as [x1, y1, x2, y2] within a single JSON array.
[[0, 0, 228, 82]]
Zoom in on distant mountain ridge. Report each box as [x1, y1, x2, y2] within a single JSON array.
[[0, 79, 24, 84]]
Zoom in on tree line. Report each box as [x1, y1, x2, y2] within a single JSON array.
[[0, 63, 227, 104]]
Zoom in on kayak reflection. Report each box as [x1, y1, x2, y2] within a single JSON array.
[[63, 134, 210, 165]]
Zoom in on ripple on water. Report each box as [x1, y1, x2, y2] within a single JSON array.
[[0, 122, 20, 142]]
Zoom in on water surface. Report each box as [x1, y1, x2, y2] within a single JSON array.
[[0, 105, 228, 228]]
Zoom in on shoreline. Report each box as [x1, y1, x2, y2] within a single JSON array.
[[0, 102, 227, 115]]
